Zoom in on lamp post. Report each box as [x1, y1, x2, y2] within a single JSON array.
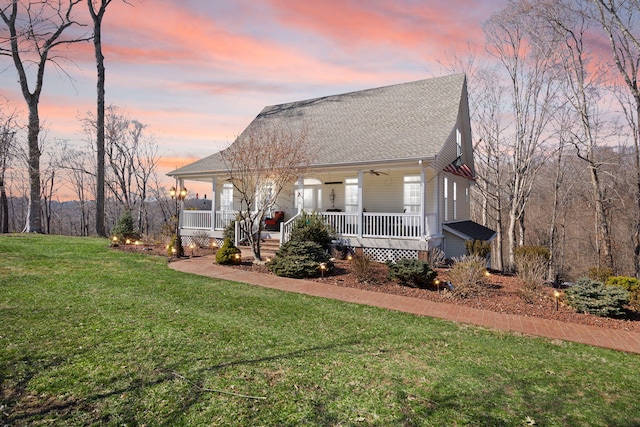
[[170, 184, 188, 258]]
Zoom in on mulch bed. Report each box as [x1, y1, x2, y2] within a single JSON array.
[[114, 243, 640, 333]]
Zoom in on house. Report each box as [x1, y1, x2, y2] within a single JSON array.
[[167, 73, 495, 261]]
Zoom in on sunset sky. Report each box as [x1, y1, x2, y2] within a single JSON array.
[[1, 0, 507, 196]]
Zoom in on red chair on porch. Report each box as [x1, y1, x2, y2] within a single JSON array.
[[264, 211, 285, 231]]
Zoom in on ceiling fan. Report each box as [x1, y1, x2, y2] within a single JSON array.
[[368, 169, 389, 176]]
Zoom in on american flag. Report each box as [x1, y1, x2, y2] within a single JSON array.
[[443, 156, 476, 181]]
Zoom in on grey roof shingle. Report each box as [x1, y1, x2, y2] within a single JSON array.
[[443, 220, 497, 242], [169, 74, 466, 177]]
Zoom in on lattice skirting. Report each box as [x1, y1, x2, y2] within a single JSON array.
[[180, 235, 223, 248], [362, 247, 418, 263]]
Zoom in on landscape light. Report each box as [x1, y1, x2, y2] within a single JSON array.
[[554, 290, 561, 311]]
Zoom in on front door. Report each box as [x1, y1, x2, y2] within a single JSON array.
[[303, 185, 322, 212]]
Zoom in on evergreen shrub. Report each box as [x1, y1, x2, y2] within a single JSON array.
[[289, 211, 335, 249], [565, 278, 630, 318], [216, 238, 242, 265], [267, 240, 333, 279], [606, 276, 640, 312], [112, 210, 140, 241], [386, 258, 437, 289]]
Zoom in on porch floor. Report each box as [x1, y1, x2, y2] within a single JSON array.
[[170, 256, 640, 355]]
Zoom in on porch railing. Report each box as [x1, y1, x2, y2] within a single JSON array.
[[181, 210, 236, 231], [181, 210, 212, 230], [320, 211, 422, 239], [181, 210, 430, 241]]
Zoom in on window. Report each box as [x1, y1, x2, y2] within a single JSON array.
[[456, 128, 462, 157], [453, 181, 457, 220], [443, 177, 449, 220], [220, 183, 233, 212], [344, 178, 358, 212], [403, 175, 421, 213]]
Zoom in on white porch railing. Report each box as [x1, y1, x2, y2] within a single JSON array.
[[280, 213, 301, 245], [181, 210, 237, 230], [181, 210, 430, 242], [181, 210, 212, 229], [215, 211, 236, 230], [362, 213, 421, 238], [319, 211, 422, 239]]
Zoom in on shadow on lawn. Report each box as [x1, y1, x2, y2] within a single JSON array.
[[2, 339, 364, 426]]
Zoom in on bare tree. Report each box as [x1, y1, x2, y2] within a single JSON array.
[[0, 0, 89, 233], [220, 123, 310, 261], [541, 0, 616, 271], [592, 0, 640, 276], [483, 0, 560, 269], [83, 105, 160, 232], [88, 0, 131, 237], [472, 67, 510, 271], [0, 106, 18, 233]]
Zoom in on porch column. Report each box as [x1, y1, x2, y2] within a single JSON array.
[[296, 176, 304, 214], [420, 163, 426, 236], [210, 177, 217, 231], [357, 170, 363, 236], [178, 178, 185, 229], [432, 173, 440, 236]]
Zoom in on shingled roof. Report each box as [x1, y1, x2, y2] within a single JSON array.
[[169, 73, 467, 177]]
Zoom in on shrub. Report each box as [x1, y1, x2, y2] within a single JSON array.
[[192, 230, 211, 248], [447, 255, 489, 298], [386, 258, 437, 289], [465, 239, 491, 258], [289, 212, 335, 249], [589, 267, 613, 283], [349, 252, 377, 284], [564, 278, 630, 318], [267, 240, 333, 279], [427, 247, 447, 268], [514, 245, 550, 262], [112, 210, 140, 241], [606, 276, 640, 312], [223, 219, 236, 243], [215, 238, 242, 265], [514, 250, 548, 303]]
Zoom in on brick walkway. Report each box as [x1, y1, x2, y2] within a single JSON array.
[[170, 256, 640, 355]]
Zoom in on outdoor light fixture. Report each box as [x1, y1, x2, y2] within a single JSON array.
[[112, 236, 118, 242], [347, 254, 353, 261], [435, 279, 441, 293], [319, 262, 327, 278], [169, 182, 188, 258], [125, 239, 131, 245], [554, 290, 561, 311]]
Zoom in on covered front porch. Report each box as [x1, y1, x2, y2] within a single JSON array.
[[180, 209, 438, 241], [175, 164, 455, 257]]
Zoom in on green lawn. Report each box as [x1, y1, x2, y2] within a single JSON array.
[[1, 234, 639, 426]]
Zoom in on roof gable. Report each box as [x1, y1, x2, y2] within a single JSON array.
[[170, 74, 468, 177]]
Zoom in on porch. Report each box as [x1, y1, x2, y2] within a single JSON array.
[[180, 209, 437, 243]]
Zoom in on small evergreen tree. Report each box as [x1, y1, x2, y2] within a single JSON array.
[[216, 238, 242, 265], [112, 210, 140, 241]]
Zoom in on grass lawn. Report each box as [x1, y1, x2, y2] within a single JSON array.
[[1, 234, 639, 426]]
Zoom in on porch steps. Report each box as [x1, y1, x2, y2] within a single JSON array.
[[239, 238, 281, 261]]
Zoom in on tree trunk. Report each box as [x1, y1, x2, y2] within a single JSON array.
[[590, 164, 614, 270], [24, 102, 42, 233], [93, 6, 107, 237], [0, 178, 8, 233]]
